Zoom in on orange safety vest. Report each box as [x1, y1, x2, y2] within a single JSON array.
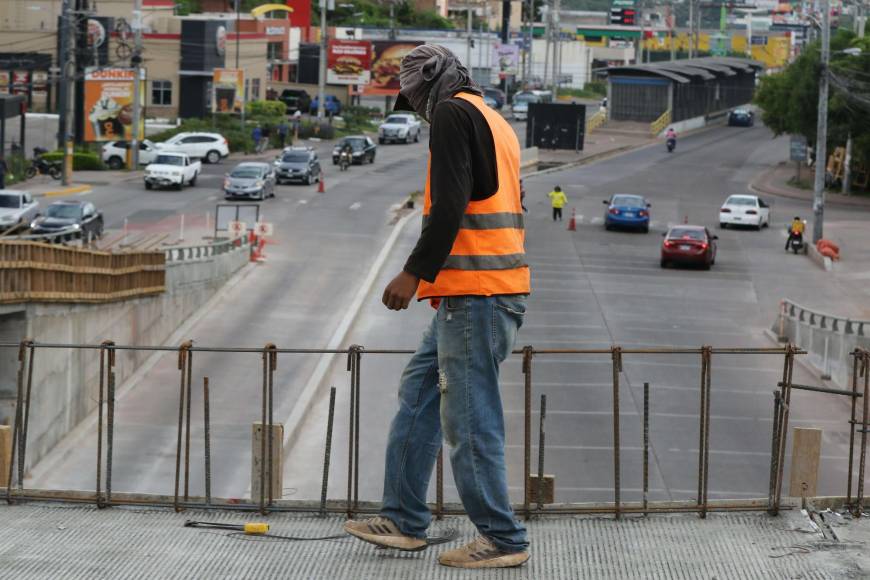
[[417, 92, 531, 299]]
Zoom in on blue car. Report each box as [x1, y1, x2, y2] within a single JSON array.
[[603, 194, 651, 232]]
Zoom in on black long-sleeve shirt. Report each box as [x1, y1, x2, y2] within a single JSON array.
[[402, 96, 499, 283]]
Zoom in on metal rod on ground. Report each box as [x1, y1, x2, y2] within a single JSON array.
[[522, 346, 533, 519], [768, 391, 783, 515], [203, 377, 211, 506], [612, 347, 622, 520], [537, 394, 547, 512], [320, 386, 336, 516], [643, 382, 649, 515], [436, 447, 444, 520], [812, 0, 831, 244]]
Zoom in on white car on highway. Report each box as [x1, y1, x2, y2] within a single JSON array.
[[154, 132, 229, 164], [719, 194, 770, 229], [144, 152, 201, 190], [0, 190, 39, 231], [101, 140, 159, 169], [378, 114, 421, 144]]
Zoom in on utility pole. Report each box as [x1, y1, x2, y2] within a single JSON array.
[[236, 0, 246, 128], [843, 132, 852, 194], [318, 0, 327, 119], [812, 0, 830, 243], [131, 0, 143, 169], [552, 0, 560, 94], [58, 0, 73, 185], [543, 1, 550, 86], [500, 0, 510, 93], [688, 0, 694, 58], [467, 7, 473, 73]]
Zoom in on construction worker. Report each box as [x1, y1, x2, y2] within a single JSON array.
[[548, 185, 567, 221], [344, 44, 530, 569]]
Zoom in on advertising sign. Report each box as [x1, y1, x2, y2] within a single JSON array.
[[0, 71, 9, 93], [32, 71, 48, 96], [365, 41, 423, 95], [213, 68, 245, 113], [327, 40, 371, 85], [492, 43, 519, 77], [12, 70, 29, 95], [83, 67, 143, 142]]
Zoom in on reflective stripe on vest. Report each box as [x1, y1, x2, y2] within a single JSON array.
[[417, 92, 530, 299]]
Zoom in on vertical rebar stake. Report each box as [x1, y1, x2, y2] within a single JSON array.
[[856, 351, 869, 517], [612, 347, 622, 520], [184, 349, 193, 503], [6, 341, 29, 504], [320, 386, 337, 516], [18, 341, 35, 493], [436, 447, 444, 520], [203, 377, 212, 506], [353, 347, 362, 509], [259, 346, 268, 515], [701, 346, 713, 519], [105, 345, 116, 506], [768, 391, 783, 516], [643, 382, 650, 516], [537, 394, 547, 513], [173, 341, 192, 512], [696, 348, 708, 511], [266, 344, 277, 508], [847, 349, 860, 506], [522, 346, 534, 520], [775, 346, 796, 510], [346, 348, 357, 519], [95, 343, 106, 507]]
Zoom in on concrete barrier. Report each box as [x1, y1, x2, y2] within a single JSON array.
[[520, 147, 539, 170], [0, 240, 250, 470], [772, 299, 870, 388]]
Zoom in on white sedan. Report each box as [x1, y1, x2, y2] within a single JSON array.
[[719, 194, 770, 230], [378, 114, 421, 144], [101, 139, 158, 169]]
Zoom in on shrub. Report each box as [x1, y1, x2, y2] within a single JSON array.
[[4, 154, 29, 186], [41, 150, 104, 170]]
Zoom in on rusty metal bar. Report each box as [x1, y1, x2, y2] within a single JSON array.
[[183, 348, 193, 503], [265, 343, 277, 508], [5, 341, 30, 503], [353, 346, 362, 509], [536, 394, 547, 513], [856, 350, 869, 517], [522, 345, 533, 520], [774, 346, 796, 511], [701, 346, 713, 519], [346, 348, 357, 519], [696, 348, 708, 511], [258, 345, 268, 515], [173, 340, 192, 512], [106, 346, 116, 506], [320, 386, 337, 517], [95, 343, 107, 507], [612, 346, 622, 520], [643, 382, 649, 515], [436, 447, 444, 520], [203, 377, 211, 506], [18, 342, 35, 493], [778, 382, 863, 397], [847, 350, 861, 505], [768, 391, 783, 515]]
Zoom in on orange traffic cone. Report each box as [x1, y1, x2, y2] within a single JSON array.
[[567, 208, 576, 231], [318, 170, 325, 193]]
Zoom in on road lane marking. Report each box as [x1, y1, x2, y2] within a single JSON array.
[[298, 199, 308, 204], [349, 202, 361, 210]]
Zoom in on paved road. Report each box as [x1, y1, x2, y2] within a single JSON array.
[[284, 123, 870, 508], [27, 134, 432, 497]]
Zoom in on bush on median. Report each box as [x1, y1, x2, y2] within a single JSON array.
[[40, 150, 104, 170]]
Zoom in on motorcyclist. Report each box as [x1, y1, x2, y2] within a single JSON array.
[[339, 142, 353, 168], [785, 216, 805, 251], [665, 128, 676, 141]]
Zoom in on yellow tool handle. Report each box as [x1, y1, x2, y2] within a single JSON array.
[[243, 523, 270, 535]]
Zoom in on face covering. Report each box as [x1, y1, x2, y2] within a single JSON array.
[[397, 44, 481, 122]]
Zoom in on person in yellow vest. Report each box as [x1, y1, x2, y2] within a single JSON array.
[[344, 45, 530, 569], [548, 185, 567, 221]]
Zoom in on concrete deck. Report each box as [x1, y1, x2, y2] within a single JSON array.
[[0, 499, 867, 579]]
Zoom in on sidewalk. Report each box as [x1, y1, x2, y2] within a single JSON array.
[[0, 498, 866, 579], [532, 128, 655, 173], [751, 162, 870, 208]]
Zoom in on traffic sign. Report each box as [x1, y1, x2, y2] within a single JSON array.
[[255, 222, 274, 237], [790, 135, 808, 162], [228, 220, 247, 238]]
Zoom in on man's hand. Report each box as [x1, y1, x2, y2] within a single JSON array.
[[382, 271, 420, 311]]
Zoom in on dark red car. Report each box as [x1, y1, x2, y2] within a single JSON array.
[[660, 225, 718, 269]]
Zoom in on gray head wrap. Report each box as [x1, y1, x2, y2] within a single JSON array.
[[397, 44, 481, 122]]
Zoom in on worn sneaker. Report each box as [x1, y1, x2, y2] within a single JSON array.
[[343, 516, 428, 551], [438, 536, 530, 569]]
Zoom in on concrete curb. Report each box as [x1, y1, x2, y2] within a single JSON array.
[[807, 242, 834, 272], [34, 184, 92, 197], [749, 165, 870, 208]]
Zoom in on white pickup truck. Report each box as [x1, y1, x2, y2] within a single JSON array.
[[144, 152, 201, 190]]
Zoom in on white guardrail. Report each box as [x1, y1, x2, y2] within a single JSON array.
[[774, 298, 870, 386]]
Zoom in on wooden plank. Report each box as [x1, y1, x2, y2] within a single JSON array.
[[0, 426, 11, 483], [789, 427, 822, 498], [251, 422, 284, 504]]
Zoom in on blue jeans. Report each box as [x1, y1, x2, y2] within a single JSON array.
[[380, 294, 529, 553]]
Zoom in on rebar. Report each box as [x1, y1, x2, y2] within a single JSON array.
[[701, 346, 713, 519], [266, 343, 277, 508], [537, 394, 547, 513], [696, 348, 708, 511], [173, 340, 192, 512], [353, 346, 362, 509], [612, 346, 622, 520], [320, 386, 336, 517], [203, 377, 211, 506], [106, 346, 116, 505], [847, 350, 861, 505], [856, 350, 869, 517], [5, 341, 29, 503], [19, 341, 35, 492], [184, 348, 193, 503], [95, 342, 107, 507], [774, 346, 796, 510], [259, 345, 268, 515], [522, 345, 533, 520], [768, 391, 783, 515], [643, 382, 649, 515], [436, 447, 444, 520], [346, 347, 357, 519]]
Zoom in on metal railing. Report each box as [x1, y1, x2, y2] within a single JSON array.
[[650, 109, 673, 137], [164, 236, 250, 263], [1, 340, 867, 520]]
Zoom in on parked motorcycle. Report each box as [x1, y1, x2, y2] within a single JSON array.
[[25, 147, 62, 180]]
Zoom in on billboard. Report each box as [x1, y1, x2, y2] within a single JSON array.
[[213, 68, 245, 114], [83, 68, 143, 142], [0, 72, 8, 94], [365, 41, 423, 95], [492, 43, 519, 77], [327, 40, 371, 85]]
